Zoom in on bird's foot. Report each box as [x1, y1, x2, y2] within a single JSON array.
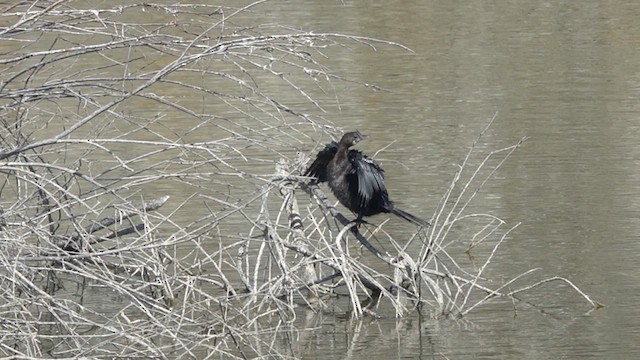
[[352, 218, 371, 226], [349, 218, 371, 234]]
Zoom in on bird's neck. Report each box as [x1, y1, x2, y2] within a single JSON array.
[[335, 143, 349, 161]]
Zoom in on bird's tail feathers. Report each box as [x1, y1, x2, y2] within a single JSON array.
[[388, 207, 430, 227]]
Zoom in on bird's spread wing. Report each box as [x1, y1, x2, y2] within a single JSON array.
[[349, 150, 386, 207], [304, 141, 338, 182]]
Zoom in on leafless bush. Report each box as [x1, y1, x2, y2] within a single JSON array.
[[0, 1, 599, 358]]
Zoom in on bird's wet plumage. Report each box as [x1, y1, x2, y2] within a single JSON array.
[[304, 141, 337, 183], [346, 150, 386, 215], [305, 131, 429, 227]]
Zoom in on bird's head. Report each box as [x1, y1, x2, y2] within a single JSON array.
[[340, 131, 367, 147]]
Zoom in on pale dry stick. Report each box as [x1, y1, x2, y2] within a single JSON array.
[[9, 229, 200, 262], [425, 113, 500, 247], [251, 232, 268, 299], [0, 35, 157, 94], [248, 191, 276, 299], [309, 217, 365, 289], [156, 46, 332, 135], [420, 134, 525, 286], [232, 53, 327, 113], [246, 45, 346, 109], [420, 236, 518, 318], [419, 269, 446, 312], [189, 239, 238, 296], [277, 158, 320, 301], [234, 232, 254, 295], [458, 223, 520, 313], [437, 137, 527, 252], [70, 196, 169, 239], [507, 276, 602, 309], [91, 136, 244, 173], [344, 251, 405, 312], [173, 275, 228, 313], [176, 0, 269, 60], [305, 203, 339, 268], [371, 140, 412, 172], [132, 93, 281, 150], [147, 246, 176, 308], [265, 224, 293, 297], [465, 217, 506, 252], [197, 182, 282, 225], [1, 10, 336, 119], [11, 263, 163, 353], [1, 26, 246, 161], [273, 185, 295, 230], [387, 243, 439, 310], [413, 249, 461, 315], [0, 0, 65, 37], [156, 75, 315, 140], [59, 254, 172, 312], [118, 285, 194, 355], [178, 308, 236, 357], [206, 32, 411, 115], [0, 3, 185, 31], [240, 310, 288, 359], [339, 242, 400, 315], [113, 173, 216, 195], [320, 32, 415, 53], [0, 85, 135, 160], [420, 226, 485, 284], [456, 138, 527, 221], [251, 177, 311, 300], [0, 273, 40, 354], [158, 199, 228, 244], [243, 301, 286, 329], [96, 139, 248, 174], [0, 5, 114, 17], [158, 65, 306, 115], [334, 222, 364, 315], [281, 266, 341, 304], [461, 267, 542, 316], [56, 139, 133, 171], [417, 214, 504, 296], [1, 164, 97, 213], [390, 257, 417, 316], [438, 262, 469, 317]]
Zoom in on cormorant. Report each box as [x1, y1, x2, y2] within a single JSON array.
[[305, 131, 429, 227]]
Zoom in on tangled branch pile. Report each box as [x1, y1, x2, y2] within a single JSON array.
[[0, 1, 598, 358]]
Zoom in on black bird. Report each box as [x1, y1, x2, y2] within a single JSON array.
[[305, 131, 429, 227]]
